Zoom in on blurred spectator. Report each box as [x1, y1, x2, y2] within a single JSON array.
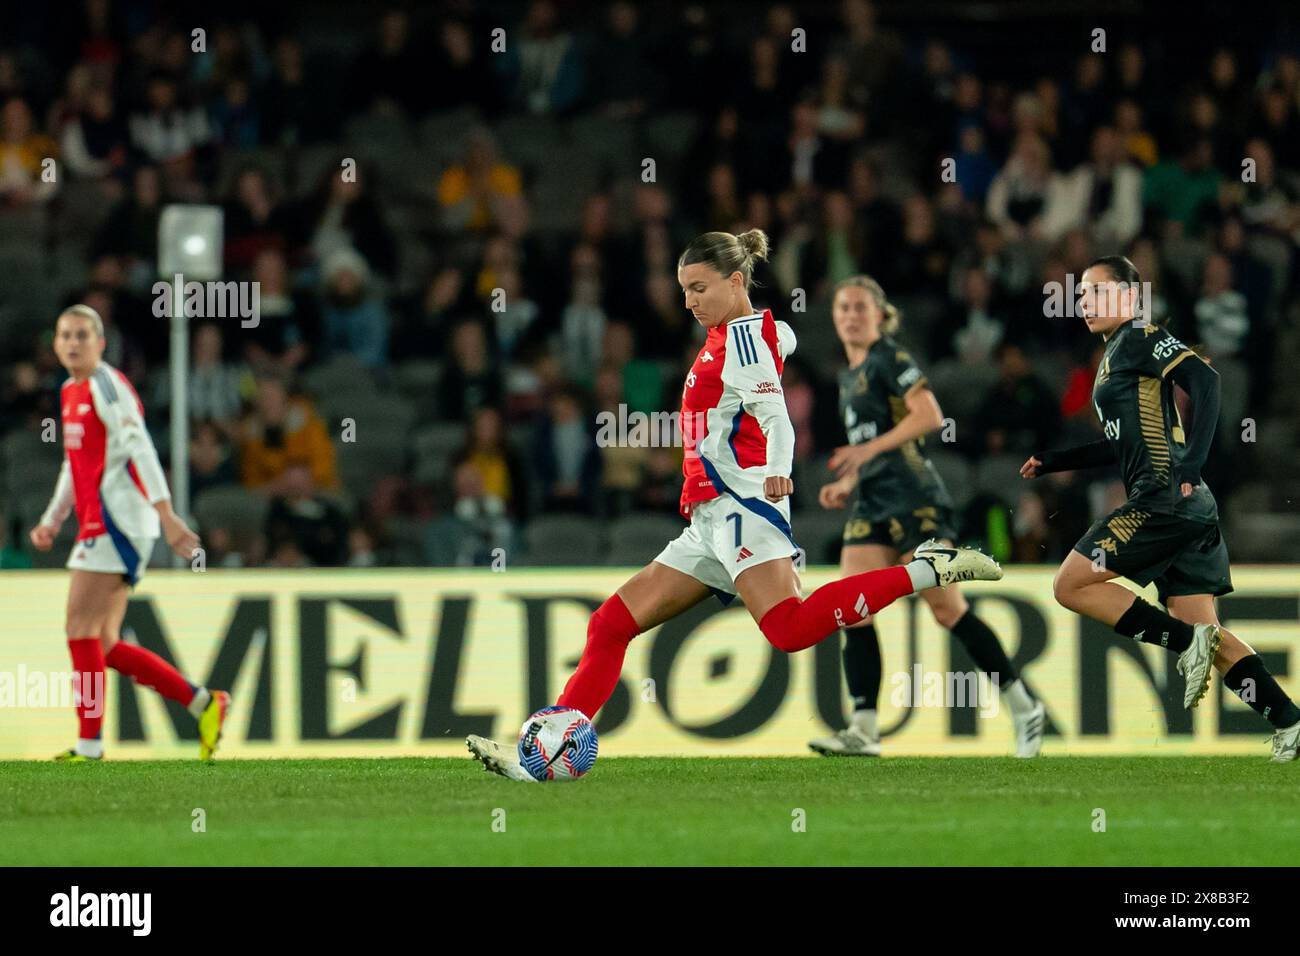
[[424, 460, 513, 566], [533, 387, 600, 513], [189, 418, 239, 498], [264, 465, 350, 566], [1143, 136, 1221, 236], [437, 128, 523, 233], [59, 85, 128, 179], [438, 320, 502, 421], [239, 375, 339, 494], [244, 247, 319, 373], [320, 247, 389, 369], [0, 97, 58, 204], [350, 8, 424, 116], [452, 406, 529, 520], [971, 343, 1061, 457], [1194, 253, 1250, 359], [296, 163, 396, 278], [128, 73, 212, 171], [94, 165, 164, 276], [223, 166, 290, 270], [498, 0, 584, 116], [1048, 126, 1142, 247], [986, 132, 1065, 242], [152, 322, 250, 430]]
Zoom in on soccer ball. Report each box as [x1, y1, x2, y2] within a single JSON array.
[[517, 706, 599, 782]]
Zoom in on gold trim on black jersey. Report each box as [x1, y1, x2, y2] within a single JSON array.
[[1106, 509, 1150, 544], [1137, 376, 1170, 482]]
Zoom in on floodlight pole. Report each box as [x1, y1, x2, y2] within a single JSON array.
[[170, 276, 189, 567]]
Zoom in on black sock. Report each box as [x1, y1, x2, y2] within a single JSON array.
[[1223, 655, 1300, 729], [1113, 598, 1193, 654], [950, 611, 1020, 686], [842, 624, 881, 710]]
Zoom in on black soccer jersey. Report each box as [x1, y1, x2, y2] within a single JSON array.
[[838, 336, 953, 521], [1091, 321, 1218, 522]]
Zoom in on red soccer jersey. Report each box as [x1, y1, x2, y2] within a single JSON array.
[[57, 364, 160, 541], [678, 310, 795, 517]]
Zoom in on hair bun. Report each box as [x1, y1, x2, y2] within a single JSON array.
[[736, 228, 770, 263]]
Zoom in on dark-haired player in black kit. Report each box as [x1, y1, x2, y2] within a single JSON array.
[[1023, 255, 1300, 761], [809, 276, 1046, 758]]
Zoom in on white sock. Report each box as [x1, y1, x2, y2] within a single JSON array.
[[905, 558, 938, 591], [1003, 679, 1035, 716], [76, 738, 103, 759], [187, 688, 211, 720], [850, 709, 878, 739]]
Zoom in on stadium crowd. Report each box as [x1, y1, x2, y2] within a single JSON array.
[[0, 0, 1298, 569]]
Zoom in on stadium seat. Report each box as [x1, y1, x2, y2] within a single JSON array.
[[644, 112, 701, 162], [301, 356, 379, 406], [416, 107, 482, 165], [523, 514, 605, 566], [410, 422, 466, 485], [604, 513, 683, 566], [193, 485, 270, 554], [495, 114, 563, 169], [392, 360, 443, 406]]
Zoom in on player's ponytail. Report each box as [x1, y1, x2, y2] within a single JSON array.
[[679, 229, 769, 289], [835, 275, 901, 334]]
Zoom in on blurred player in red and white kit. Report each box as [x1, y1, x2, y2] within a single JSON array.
[[468, 230, 1003, 780], [28, 305, 231, 761]]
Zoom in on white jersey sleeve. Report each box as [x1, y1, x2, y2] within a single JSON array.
[[91, 368, 170, 505], [721, 319, 797, 479], [40, 459, 75, 529]]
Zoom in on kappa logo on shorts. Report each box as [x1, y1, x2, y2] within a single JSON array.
[[1095, 537, 1118, 554]]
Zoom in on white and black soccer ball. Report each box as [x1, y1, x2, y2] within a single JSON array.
[[517, 706, 598, 782]]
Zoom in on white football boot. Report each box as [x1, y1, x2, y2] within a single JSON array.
[[466, 734, 536, 782], [1175, 623, 1222, 709], [1012, 700, 1046, 758], [809, 726, 882, 757], [912, 540, 1003, 587], [1271, 720, 1300, 763]]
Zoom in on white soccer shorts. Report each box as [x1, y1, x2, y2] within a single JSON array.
[[67, 532, 155, 585], [654, 494, 799, 599]]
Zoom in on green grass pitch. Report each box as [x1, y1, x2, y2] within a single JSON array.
[[1, 756, 1294, 866]]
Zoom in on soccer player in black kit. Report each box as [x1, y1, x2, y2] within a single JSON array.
[[809, 276, 1046, 758], [1022, 255, 1300, 761]]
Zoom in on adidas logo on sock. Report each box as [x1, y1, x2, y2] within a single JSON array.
[[1160, 631, 1169, 647], [854, 593, 867, 616]]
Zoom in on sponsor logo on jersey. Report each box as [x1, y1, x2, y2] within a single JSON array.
[[1103, 418, 1121, 440], [1152, 336, 1185, 361], [897, 366, 922, 389], [753, 381, 781, 395]]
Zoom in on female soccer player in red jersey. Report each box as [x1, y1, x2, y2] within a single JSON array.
[[28, 305, 231, 761], [469, 230, 1003, 780]]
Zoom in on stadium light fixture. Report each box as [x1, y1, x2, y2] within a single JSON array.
[[158, 205, 224, 567]]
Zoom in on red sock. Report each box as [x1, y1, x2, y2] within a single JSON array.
[[759, 565, 914, 653], [556, 594, 641, 720], [105, 641, 196, 706], [67, 638, 106, 741]]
